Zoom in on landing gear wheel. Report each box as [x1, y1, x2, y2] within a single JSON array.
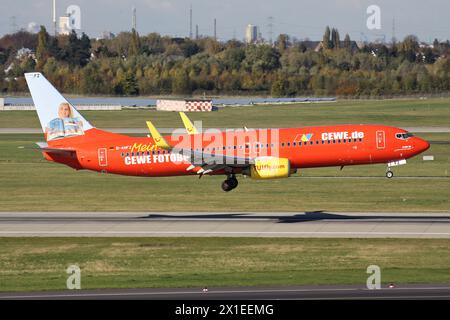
[[229, 177, 238, 189], [221, 176, 239, 192], [221, 180, 233, 192], [386, 170, 394, 179]]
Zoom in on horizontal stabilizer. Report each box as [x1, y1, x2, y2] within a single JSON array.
[[36, 142, 76, 155]]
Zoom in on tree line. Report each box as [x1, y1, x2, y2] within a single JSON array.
[[1, 26, 450, 97]]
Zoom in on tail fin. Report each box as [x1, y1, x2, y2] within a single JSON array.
[[24, 72, 94, 141]]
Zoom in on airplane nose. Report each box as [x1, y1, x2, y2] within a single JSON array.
[[416, 138, 430, 153]]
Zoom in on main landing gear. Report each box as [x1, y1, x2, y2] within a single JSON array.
[[221, 175, 239, 192]]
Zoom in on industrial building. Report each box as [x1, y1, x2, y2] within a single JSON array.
[[156, 99, 213, 112]]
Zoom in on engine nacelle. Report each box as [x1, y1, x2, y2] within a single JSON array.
[[248, 157, 291, 180]]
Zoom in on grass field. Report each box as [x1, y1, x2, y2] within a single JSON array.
[[0, 133, 448, 212], [0, 100, 449, 293], [1, 98, 450, 128], [1, 237, 450, 291]]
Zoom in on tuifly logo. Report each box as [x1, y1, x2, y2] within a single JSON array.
[[301, 133, 313, 142]]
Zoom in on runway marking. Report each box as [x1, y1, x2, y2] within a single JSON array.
[[1, 231, 450, 235], [2, 286, 450, 299], [2, 218, 450, 222]]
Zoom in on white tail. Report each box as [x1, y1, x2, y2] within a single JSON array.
[[24, 72, 94, 141]]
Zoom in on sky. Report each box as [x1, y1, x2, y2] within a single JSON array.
[[0, 0, 448, 42]]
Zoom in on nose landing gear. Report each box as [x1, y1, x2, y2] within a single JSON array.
[[221, 175, 239, 192], [385, 160, 408, 179]]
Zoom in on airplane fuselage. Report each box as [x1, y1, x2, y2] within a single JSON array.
[[43, 124, 430, 177]]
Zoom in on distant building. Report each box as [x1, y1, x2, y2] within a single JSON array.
[[15, 48, 35, 60], [98, 31, 116, 40], [245, 24, 258, 44], [156, 99, 213, 112], [419, 42, 433, 49], [59, 16, 70, 35]]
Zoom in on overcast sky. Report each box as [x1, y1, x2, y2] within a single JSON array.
[[0, 0, 448, 42]]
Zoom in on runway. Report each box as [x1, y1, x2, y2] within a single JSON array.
[[1, 126, 450, 134], [1, 211, 450, 238], [1, 284, 450, 300]]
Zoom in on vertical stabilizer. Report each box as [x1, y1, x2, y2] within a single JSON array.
[[24, 72, 94, 141]]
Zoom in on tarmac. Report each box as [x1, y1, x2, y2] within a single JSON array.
[[1, 284, 450, 300], [1, 211, 450, 238]]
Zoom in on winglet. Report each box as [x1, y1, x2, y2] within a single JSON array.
[[145, 121, 172, 150], [179, 112, 198, 135]]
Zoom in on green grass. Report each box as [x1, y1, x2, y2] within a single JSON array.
[[1, 237, 450, 292], [0, 133, 448, 212], [1, 98, 450, 128]]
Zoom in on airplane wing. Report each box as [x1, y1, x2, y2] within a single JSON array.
[[146, 120, 254, 176], [178, 148, 254, 176]]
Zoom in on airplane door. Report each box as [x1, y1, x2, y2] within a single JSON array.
[[98, 148, 108, 166], [376, 131, 385, 149]]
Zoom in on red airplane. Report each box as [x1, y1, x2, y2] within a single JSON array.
[[25, 72, 430, 192]]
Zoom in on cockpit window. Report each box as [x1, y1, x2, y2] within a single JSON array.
[[395, 132, 414, 140]]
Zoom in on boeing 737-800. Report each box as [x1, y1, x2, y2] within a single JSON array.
[[25, 72, 430, 191]]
